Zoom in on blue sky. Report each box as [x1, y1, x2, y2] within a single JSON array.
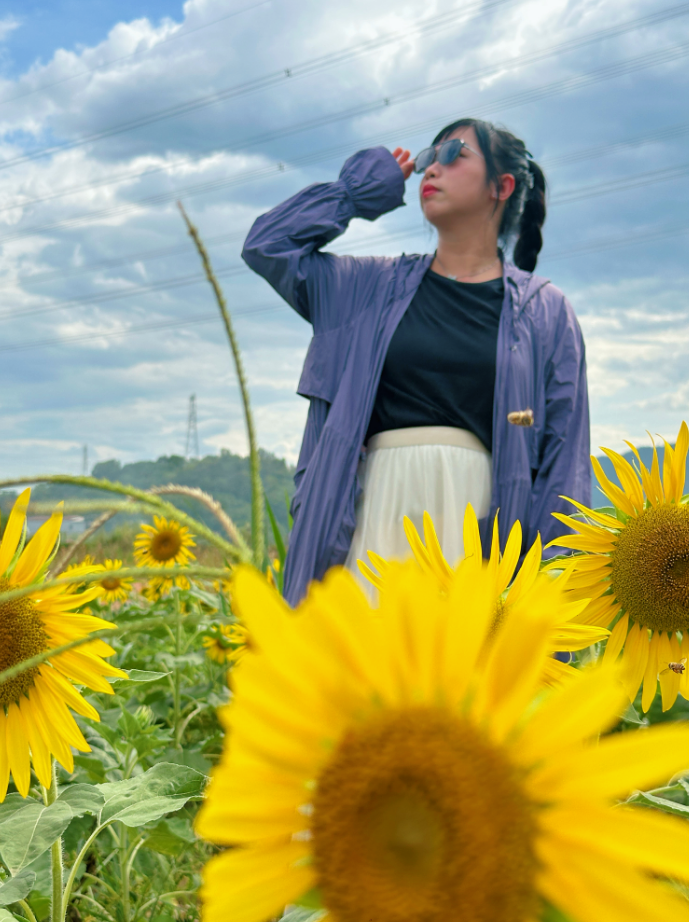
[[0, 0, 688, 478]]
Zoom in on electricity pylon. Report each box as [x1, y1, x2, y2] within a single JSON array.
[[185, 394, 200, 459]]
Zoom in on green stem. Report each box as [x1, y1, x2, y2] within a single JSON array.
[[119, 824, 130, 922], [62, 823, 109, 913], [18, 900, 38, 922], [173, 593, 183, 749], [70, 891, 117, 922], [179, 202, 265, 567], [0, 474, 248, 561], [44, 763, 63, 922]]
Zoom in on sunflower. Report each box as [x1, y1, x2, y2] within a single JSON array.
[[98, 559, 133, 604], [202, 624, 248, 665], [197, 562, 689, 922], [134, 515, 196, 596], [549, 421, 689, 712], [359, 504, 607, 686], [0, 489, 126, 801]]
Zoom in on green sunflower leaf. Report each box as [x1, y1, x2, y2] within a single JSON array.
[[0, 869, 36, 906], [0, 801, 73, 873], [96, 762, 207, 827], [0, 909, 22, 922], [627, 789, 689, 817]]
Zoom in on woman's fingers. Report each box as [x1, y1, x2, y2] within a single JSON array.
[[392, 147, 414, 179]]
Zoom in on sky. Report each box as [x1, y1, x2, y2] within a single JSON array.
[[0, 0, 687, 478]]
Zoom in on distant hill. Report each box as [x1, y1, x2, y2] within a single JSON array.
[[2, 442, 685, 541], [592, 443, 688, 507], [0, 449, 295, 539]]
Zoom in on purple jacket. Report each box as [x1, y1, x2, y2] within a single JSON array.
[[243, 147, 591, 605]]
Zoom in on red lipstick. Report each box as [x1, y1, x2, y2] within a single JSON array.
[[422, 183, 439, 198]]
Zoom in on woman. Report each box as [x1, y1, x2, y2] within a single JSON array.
[[243, 118, 591, 606]]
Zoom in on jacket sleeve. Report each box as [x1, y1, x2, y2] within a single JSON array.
[[241, 147, 405, 328], [530, 296, 592, 557]]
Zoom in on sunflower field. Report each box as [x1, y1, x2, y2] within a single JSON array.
[[3, 215, 689, 922]]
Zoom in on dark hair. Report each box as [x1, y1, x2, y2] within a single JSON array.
[[432, 118, 547, 272]]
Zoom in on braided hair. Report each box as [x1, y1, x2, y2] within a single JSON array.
[[432, 118, 547, 272]]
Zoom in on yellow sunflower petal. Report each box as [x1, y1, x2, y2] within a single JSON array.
[[602, 614, 628, 665], [538, 837, 689, 922], [648, 436, 665, 504], [600, 448, 645, 513], [462, 502, 483, 566], [496, 519, 522, 594], [507, 531, 540, 605], [591, 456, 636, 516], [641, 630, 660, 713], [530, 720, 689, 801], [574, 595, 619, 628], [543, 803, 689, 881], [356, 558, 383, 590], [559, 497, 622, 530], [0, 487, 30, 575], [201, 841, 314, 922], [12, 505, 64, 586], [0, 711, 10, 802], [625, 441, 661, 506], [670, 421, 689, 501], [658, 632, 682, 712], [18, 695, 52, 788], [516, 663, 627, 764], [6, 703, 31, 797], [474, 577, 556, 740], [620, 621, 650, 702], [422, 511, 454, 579]]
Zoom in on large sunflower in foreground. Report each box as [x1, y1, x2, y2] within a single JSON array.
[[549, 421, 689, 712], [0, 489, 126, 801], [359, 504, 607, 686], [134, 515, 196, 597], [197, 563, 689, 922]]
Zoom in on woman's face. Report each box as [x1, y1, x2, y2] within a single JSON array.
[[419, 127, 513, 230]]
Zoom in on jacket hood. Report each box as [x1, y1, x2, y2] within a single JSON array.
[[504, 259, 551, 314]]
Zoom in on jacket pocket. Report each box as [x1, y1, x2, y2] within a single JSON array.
[[297, 324, 352, 403]]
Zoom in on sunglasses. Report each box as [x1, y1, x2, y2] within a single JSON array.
[[413, 138, 483, 174]]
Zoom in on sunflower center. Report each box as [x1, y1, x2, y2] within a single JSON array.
[[150, 530, 183, 562], [0, 577, 49, 709], [101, 577, 122, 591], [611, 504, 689, 632], [311, 707, 537, 922]]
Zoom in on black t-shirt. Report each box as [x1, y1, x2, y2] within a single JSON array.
[[366, 269, 504, 452]]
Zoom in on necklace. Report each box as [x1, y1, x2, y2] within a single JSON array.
[[434, 252, 500, 282]]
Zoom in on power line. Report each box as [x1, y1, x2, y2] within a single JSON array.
[[0, 263, 248, 321], [0, 0, 516, 173], [4, 117, 689, 296], [3, 218, 688, 354], [1, 0, 686, 217], [0, 302, 280, 353], [2, 148, 688, 326], [2, 36, 689, 247], [0, 229, 246, 292], [550, 161, 689, 205], [0, 0, 277, 111], [542, 121, 689, 169]]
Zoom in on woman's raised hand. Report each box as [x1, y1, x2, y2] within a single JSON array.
[[392, 147, 414, 180]]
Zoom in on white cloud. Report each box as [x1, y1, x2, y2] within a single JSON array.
[[0, 0, 687, 480]]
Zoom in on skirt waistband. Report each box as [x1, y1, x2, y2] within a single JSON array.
[[366, 426, 489, 454]]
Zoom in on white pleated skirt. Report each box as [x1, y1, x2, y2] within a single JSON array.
[[345, 426, 492, 595]]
